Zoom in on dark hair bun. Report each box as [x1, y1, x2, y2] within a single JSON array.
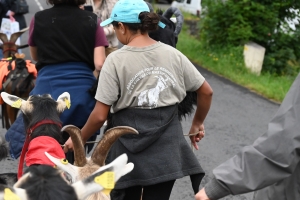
[[139, 12, 160, 32]]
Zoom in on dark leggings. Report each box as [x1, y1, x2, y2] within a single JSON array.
[[113, 180, 176, 200]]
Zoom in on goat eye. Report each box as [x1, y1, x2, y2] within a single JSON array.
[[60, 158, 68, 165]]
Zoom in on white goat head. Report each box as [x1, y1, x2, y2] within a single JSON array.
[[1, 91, 70, 135], [0, 91, 70, 116], [0, 154, 134, 200], [46, 125, 138, 199]]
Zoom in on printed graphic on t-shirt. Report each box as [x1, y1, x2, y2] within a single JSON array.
[[126, 67, 177, 108]]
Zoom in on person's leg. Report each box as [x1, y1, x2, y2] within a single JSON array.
[[190, 173, 205, 194], [0, 49, 3, 59], [142, 180, 176, 200], [122, 185, 143, 200]]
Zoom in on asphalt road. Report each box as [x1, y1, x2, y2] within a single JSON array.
[[0, 1, 282, 200]]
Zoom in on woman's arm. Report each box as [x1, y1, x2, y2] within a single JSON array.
[[190, 80, 213, 150], [29, 46, 38, 61], [196, 73, 300, 200], [94, 46, 106, 71], [28, 17, 38, 61], [81, 101, 110, 144], [94, 19, 108, 71], [63, 101, 110, 152]]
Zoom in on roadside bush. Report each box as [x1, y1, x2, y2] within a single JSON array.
[[200, 0, 300, 75]]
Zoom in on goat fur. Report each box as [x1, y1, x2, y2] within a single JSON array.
[[0, 92, 137, 200], [0, 135, 8, 161], [0, 154, 134, 200]]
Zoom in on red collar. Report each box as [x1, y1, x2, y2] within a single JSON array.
[[27, 119, 62, 135], [18, 120, 63, 179]]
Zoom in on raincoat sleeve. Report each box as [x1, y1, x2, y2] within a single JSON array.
[[205, 73, 300, 200]]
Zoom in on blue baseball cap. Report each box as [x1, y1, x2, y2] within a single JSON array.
[[100, 0, 165, 28]]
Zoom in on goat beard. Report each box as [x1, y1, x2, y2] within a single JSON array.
[[25, 136, 65, 167]]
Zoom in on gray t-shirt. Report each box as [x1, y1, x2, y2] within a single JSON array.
[[96, 42, 205, 113]]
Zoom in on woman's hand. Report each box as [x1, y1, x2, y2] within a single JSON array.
[[8, 11, 15, 22], [195, 188, 210, 200], [189, 124, 205, 150], [63, 137, 74, 153]]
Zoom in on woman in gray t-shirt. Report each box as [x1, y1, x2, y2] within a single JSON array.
[[65, 0, 213, 199]]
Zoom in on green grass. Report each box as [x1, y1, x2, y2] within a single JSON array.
[[177, 23, 296, 103]]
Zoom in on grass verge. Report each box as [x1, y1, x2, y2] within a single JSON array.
[[177, 23, 296, 103]]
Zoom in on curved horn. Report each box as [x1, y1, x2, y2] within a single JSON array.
[[91, 126, 138, 166], [9, 27, 29, 44], [62, 125, 87, 167], [163, 7, 184, 37]]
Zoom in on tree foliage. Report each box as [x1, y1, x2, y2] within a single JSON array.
[[200, 0, 300, 75]]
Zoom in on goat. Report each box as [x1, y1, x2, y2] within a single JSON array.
[[0, 28, 36, 129], [1, 91, 71, 179], [0, 91, 138, 199], [0, 27, 29, 58], [0, 153, 134, 200], [46, 125, 138, 200]]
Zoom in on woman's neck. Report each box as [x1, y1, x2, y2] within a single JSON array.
[[127, 34, 157, 47]]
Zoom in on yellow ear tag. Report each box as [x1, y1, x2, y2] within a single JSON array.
[[60, 158, 68, 165], [102, 189, 112, 195], [94, 172, 115, 195], [4, 188, 21, 200], [64, 99, 71, 109], [11, 99, 22, 108]]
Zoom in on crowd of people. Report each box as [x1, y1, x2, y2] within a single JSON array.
[[2, 0, 300, 200], [0, 0, 27, 58]]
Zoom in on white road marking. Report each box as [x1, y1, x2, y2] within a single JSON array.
[[34, 0, 44, 10]]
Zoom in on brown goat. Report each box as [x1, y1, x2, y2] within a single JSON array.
[[0, 28, 36, 129], [0, 27, 29, 58]]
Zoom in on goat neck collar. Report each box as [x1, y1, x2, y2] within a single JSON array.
[[18, 120, 63, 179], [27, 119, 62, 135]]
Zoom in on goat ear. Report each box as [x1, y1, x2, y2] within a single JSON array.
[[13, 172, 31, 188], [45, 152, 79, 183], [0, 187, 28, 200], [72, 154, 134, 200], [9, 27, 29, 44], [0, 33, 8, 43], [56, 92, 71, 112], [0, 92, 26, 109]]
